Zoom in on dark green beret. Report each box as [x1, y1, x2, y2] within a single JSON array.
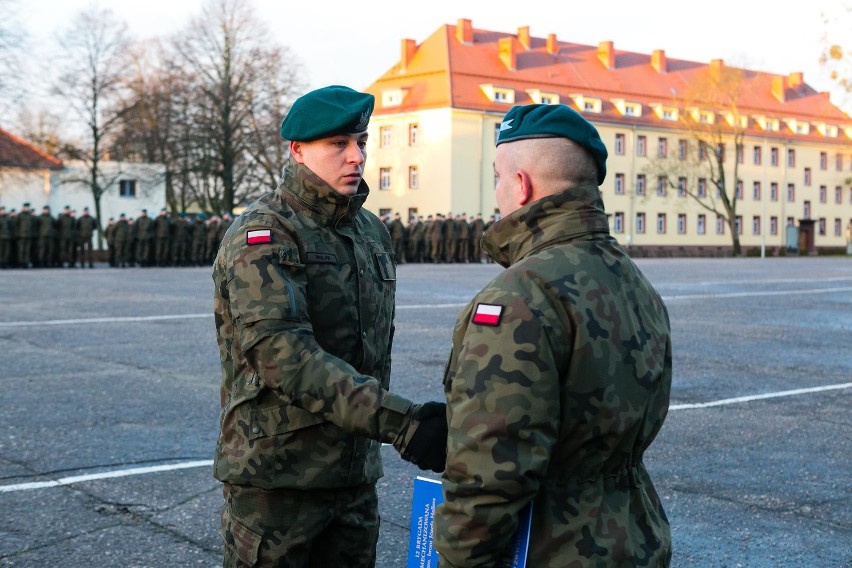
[[496, 104, 608, 184], [280, 85, 374, 142]]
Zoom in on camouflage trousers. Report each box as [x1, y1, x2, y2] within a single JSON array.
[[221, 482, 380, 568]]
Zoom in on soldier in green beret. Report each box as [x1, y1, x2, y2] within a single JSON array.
[[213, 85, 447, 568], [434, 103, 672, 567]]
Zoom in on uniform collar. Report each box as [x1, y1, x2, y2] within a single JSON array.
[[482, 185, 610, 267], [278, 157, 368, 226]]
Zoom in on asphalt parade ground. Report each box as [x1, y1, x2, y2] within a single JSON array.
[[0, 257, 850, 567]]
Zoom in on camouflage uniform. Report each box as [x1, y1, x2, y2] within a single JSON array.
[[213, 158, 421, 568], [435, 186, 672, 567], [77, 211, 98, 268]]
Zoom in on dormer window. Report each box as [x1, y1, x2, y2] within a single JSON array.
[[381, 88, 407, 107], [611, 98, 642, 117], [481, 84, 515, 104], [569, 94, 600, 113], [755, 115, 780, 132], [689, 108, 715, 124], [786, 119, 810, 135], [816, 123, 839, 137], [650, 103, 678, 121], [724, 112, 748, 128], [527, 89, 561, 105]]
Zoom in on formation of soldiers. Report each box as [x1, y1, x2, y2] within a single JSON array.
[[0, 203, 233, 269], [0, 203, 98, 269], [102, 209, 233, 268], [382, 211, 499, 264]]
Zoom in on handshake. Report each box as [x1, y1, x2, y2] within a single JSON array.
[[393, 401, 448, 473]]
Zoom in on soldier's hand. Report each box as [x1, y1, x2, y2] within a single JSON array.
[[397, 401, 448, 473]]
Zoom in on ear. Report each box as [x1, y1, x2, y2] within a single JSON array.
[[290, 140, 305, 163], [517, 170, 534, 206]]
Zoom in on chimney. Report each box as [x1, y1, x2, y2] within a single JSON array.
[[709, 58, 724, 80], [771, 76, 786, 102], [651, 49, 667, 73], [788, 72, 804, 93], [400, 39, 417, 72], [518, 26, 531, 50], [499, 37, 516, 71], [546, 33, 559, 55], [597, 41, 615, 69], [456, 18, 473, 44]]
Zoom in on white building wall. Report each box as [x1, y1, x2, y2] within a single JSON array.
[[0, 168, 58, 211]]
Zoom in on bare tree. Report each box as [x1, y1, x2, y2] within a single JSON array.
[[50, 5, 134, 249], [0, 0, 26, 120], [172, 0, 303, 214], [644, 62, 748, 256]]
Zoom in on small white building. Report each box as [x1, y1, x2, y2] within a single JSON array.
[[0, 126, 63, 210]]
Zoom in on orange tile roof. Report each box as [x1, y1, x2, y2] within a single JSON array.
[[0, 127, 63, 170], [366, 20, 850, 146]]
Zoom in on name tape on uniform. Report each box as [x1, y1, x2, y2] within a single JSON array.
[[472, 303, 503, 326]]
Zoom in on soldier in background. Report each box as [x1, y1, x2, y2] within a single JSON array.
[[469, 213, 485, 263], [205, 214, 221, 264], [134, 209, 152, 267], [36, 205, 56, 267], [429, 212, 444, 263], [442, 211, 457, 262], [57, 205, 76, 267], [455, 212, 470, 263], [0, 206, 11, 268], [154, 208, 173, 266], [216, 213, 232, 255], [434, 104, 672, 567], [104, 217, 117, 267], [113, 213, 130, 267], [76, 206, 98, 268], [389, 212, 406, 263], [407, 215, 425, 263], [191, 213, 207, 266], [16, 202, 34, 268], [172, 213, 192, 267]]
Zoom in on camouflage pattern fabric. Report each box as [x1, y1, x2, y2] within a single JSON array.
[[221, 483, 379, 568], [213, 157, 417, 492], [434, 185, 672, 567]]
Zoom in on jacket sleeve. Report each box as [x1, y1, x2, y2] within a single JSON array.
[[435, 287, 563, 568], [222, 218, 414, 445]]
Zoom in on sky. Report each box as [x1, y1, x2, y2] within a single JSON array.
[[18, 0, 852, 112]]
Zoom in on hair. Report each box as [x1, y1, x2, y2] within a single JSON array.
[[513, 137, 599, 194]]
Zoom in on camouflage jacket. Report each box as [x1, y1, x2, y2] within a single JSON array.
[[435, 185, 672, 567], [212, 158, 414, 490]]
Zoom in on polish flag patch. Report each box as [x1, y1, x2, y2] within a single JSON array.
[[246, 229, 272, 245], [471, 303, 503, 326]]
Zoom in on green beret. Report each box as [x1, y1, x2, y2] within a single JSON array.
[[280, 85, 374, 142], [496, 104, 608, 184]]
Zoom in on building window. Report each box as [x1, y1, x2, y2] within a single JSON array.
[[736, 145, 744, 164], [678, 139, 688, 160], [613, 212, 624, 233], [698, 142, 707, 161], [636, 174, 646, 195], [657, 137, 668, 158], [677, 177, 687, 197], [408, 165, 419, 189], [818, 217, 826, 236], [770, 216, 778, 235], [637, 135, 647, 157], [716, 215, 725, 235], [753, 146, 762, 165], [380, 126, 393, 148], [787, 217, 795, 227], [735, 180, 744, 200], [656, 176, 667, 196], [697, 214, 706, 235], [804, 167, 811, 186], [716, 143, 725, 162], [819, 152, 827, 170], [119, 179, 136, 197], [379, 208, 391, 217], [752, 216, 761, 235], [819, 185, 827, 203], [379, 167, 391, 190], [770, 182, 779, 201], [787, 148, 796, 167], [677, 213, 687, 234], [735, 215, 743, 235], [657, 213, 667, 234], [836, 153, 843, 171], [636, 212, 646, 234], [615, 173, 625, 195], [836, 186, 843, 204], [803, 200, 811, 218], [753, 181, 761, 200], [835, 218, 842, 237], [787, 184, 795, 202], [770, 147, 779, 166], [698, 178, 707, 198], [408, 123, 419, 146], [615, 133, 625, 155]]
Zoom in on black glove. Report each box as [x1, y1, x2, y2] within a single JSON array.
[[400, 401, 447, 473]]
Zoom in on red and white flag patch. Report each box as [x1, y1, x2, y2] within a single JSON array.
[[246, 229, 272, 245], [472, 303, 503, 326]]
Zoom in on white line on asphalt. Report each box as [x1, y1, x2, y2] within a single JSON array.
[[1, 383, 849, 494], [1, 284, 851, 328]]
